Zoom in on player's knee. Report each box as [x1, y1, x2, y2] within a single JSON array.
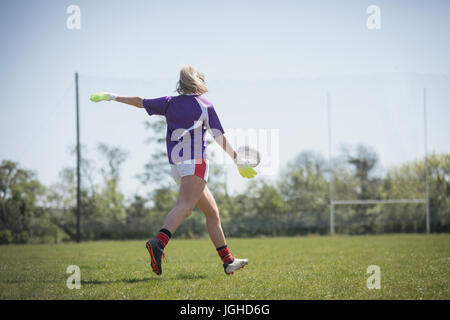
[[184, 209, 193, 218]]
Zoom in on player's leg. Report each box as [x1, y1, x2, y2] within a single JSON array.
[[146, 175, 205, 275], [162, 175, 206, 234], [197, 186, 248, 275], [196, 185, 226, 248]]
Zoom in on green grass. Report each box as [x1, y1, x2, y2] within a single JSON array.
[[0, 234, 449, 299]]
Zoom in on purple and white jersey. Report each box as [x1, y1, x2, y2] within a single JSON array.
[[143, 94, 225, 164]]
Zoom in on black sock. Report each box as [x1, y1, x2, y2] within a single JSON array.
[[216, 245, 227, 251], [159, 228, 172, 238], [155, 228, 172, 249]]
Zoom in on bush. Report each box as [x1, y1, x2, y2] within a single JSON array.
[[0, 230, 13, 244], [15, 231, 30, 244]]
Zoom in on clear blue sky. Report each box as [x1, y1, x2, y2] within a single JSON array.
[[1, 0, 449, 196]]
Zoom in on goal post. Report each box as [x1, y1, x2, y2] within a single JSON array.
[[327, 89, 430, 236]]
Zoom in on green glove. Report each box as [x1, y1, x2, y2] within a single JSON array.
[[90, 92, 118, 102], [237, 165, 258, 179], [235, 156, 258, 179]]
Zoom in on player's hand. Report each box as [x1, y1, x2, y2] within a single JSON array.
[[235, 157, 258, 179], [90, 92, 118, 102], [237, 166, 257, 179]]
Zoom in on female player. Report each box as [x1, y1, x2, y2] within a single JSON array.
[[90, 64, 257, 275]]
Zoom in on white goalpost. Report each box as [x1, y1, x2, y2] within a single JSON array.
[[327, 89, 430, 236]]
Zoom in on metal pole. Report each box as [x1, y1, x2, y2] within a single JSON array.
[[327, 92, 335, 236], [75, 72, 81, 242], [424, 88, 430, 234]]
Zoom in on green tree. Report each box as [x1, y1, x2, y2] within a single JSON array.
[[97, 143, 128, 223], [335, 144, 381, 234], [45, 167, 78, 240], [279, 151, 329, 234], [0, 160, 44, 243], [138, 119, 172, 188], [379, 153, 450, 232], [341, 144, 381, 200]]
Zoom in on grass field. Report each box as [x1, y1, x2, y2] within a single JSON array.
[[0, 234, 448, 299]]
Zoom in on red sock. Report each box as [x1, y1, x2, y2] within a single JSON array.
[[217, 245, 234, 264], [156, 229, 171, 249]]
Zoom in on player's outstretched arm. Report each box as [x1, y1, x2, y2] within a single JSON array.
[[115, 96, 144, 108], [90, 92, 144, 108]]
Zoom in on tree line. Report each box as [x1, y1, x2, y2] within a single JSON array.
[[1, 119, 449, 244]]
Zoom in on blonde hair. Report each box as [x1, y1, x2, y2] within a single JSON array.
[[176, 64, 208, 95]]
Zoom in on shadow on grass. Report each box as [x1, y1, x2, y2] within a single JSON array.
[[81, 277, 160, 285], [4, 274, 206, 285], [175, 272, 207, 280], [2, 277, 159, 285]]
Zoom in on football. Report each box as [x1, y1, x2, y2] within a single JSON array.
[[237, 145, 261, 168]]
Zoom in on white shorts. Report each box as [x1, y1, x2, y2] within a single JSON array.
[[170, 159, 209, 185]]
